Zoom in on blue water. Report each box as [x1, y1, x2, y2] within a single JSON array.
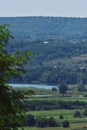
[[9, 84, 57, 90]]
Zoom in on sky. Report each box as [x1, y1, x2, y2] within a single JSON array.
[[0, 0, 87, 17]]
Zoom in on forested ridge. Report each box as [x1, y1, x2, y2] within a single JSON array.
[[0, 16, 87, 41], [1, 16, 87, 85]]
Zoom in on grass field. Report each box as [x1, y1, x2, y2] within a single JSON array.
[[29, 96, 87, 102], [23, 127, 72, 130], [22, 123, 87, 130], [23, 86, 87, 103], [18, 86, 87, 130], [29, 109, 75, 119], [28, 109, 87, 124]]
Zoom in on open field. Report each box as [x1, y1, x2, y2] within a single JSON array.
[[18, 86, 87, 130], [25, 109, 87, 130], [16, 86, 87, 102], [28, 109, 87, 124], [22, 123, 87, 130], [23, 127, 72, 130], [27, 95, 87, 102], [22, 127, 72, 130], [29, 109, 75, 118]]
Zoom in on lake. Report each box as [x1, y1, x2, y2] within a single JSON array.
[[9, 84, 57, 90]]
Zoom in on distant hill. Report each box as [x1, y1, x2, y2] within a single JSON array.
[[1, 16, 87, 85], [0, 16, 87, 41]]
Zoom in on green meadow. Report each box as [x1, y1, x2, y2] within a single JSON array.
[[22, 109, 87, 130], [29, 109, 87, 123], [18, 86, 87, 130]]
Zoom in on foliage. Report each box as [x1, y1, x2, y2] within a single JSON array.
[[58, 84, 68, 94], [73, 111, 81, 118], [36, 117, 48, 128], [83, 109, 87, 116], [26, 90, 36, 95], [59, 114, 64, 119], [0, 24, 32, 130], [25, 99, 87, 111], [47, 117, 58, 127], [76, 83, 86, 92], [62, 120, 69, 128], [1, 17, 87, 85], [25, 113, 58, 128], [1, 16, 87, 42], [36, 116, 58, 128], [1, 17, 87, 86], [26, 114, 36, 126], [51, 87, 58, 91], [8, 39, 87, 85]]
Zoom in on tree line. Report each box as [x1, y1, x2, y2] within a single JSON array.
[[24, 99, 87, 111], [8, 39, 87, 85]]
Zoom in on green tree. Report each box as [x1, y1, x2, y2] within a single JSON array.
[[73, 111, 81, 118], [51, 87, 58, 91], [62, 120, 69, 128], [83, 109, 87, 116], [59, 114, 64, 119], [36, 117, 48, 128], [76, 83, 86, 92], [58, 83, 68, 95], [0, 24, 32, 130], [47, 117, 58, 127], [26, 114, 36, 126]]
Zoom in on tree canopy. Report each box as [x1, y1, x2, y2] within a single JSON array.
[[0, 24, 32, 130], [58, 84, 68, 94], [1, 17, 87, 85]]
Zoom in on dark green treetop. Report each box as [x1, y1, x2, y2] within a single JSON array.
[[58, 83, 68, 94]]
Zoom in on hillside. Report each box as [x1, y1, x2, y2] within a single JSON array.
[[0, 16, 87, 41], [1, 16, 87, 85]]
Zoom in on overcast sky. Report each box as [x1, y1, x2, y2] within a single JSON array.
[[0, 0, 87, 17]]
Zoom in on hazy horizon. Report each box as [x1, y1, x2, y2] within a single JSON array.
[[0, 0, 87, 18], [0, 16, 87, 18]]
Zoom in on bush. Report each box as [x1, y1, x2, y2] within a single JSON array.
[[59, 114, 64, 119], [36, 117, 48, 128], [26, 114, 36, 126], [83, 94, 87, 97], [77, 84, 86, 92], [51, 87, 58, 91], [83, 109, 87, 116], [73, 111, 81, 118], [58, 84, 68, 94], [36, 116, 58, 127], [47, 117, 58, 127], [62, 120, 69, 128]]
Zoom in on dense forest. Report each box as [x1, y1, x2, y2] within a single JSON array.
[[1, 16, 87, 41], [1, 16, 87, 85]]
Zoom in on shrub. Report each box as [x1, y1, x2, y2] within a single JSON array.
[[36, 116, 58, 127], [59, 114, 64, 119], [73, 111, 81, 118], [58, 84, 68, 94], [36, 117, 48, 128], [83, 94, 87, 97], [47, 117, 58, 127], [83, 109, 87, 116], [51, 87, 58, 91], [26, 114, 36, 126], [62, 120, 69, 128]]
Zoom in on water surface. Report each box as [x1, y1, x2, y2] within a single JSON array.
[[9, 84, 57, 90]]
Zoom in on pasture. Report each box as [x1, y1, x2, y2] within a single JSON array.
[[18, 86, 87, 130], [29, 109, 87, 123], [23, 123, 87, 130]]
